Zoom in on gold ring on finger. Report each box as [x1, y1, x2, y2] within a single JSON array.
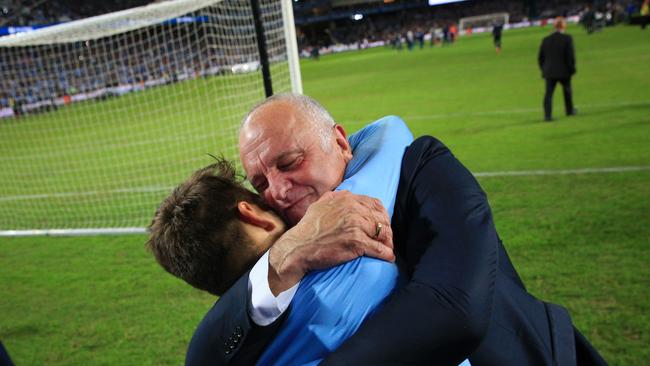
[[373, 222, 383, 239]]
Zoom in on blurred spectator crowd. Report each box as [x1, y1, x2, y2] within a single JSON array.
[[0, 21, 276, 115], [0, 0, 646, 116], [296, 0, 640, 52], [0, 0, 151, 26]]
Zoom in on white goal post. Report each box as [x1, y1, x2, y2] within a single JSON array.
[[0, 0, 302, 236], [459, 12, 510, 32]]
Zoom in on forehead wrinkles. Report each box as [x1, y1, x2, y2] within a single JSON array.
[[241, 106, 303, 152], [244, 100, 325, 139], [240, 129, 273, 177], [241, 122, 299, 180], [239, 101, 330, 172]]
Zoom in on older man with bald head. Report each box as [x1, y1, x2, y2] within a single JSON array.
[[239, 95, 354, 227], [238, 95, 403, 296], [187, 94, 607, 366]]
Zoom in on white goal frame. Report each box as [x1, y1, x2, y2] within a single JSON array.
[[0, 0, 301, 236], [459, 12, 510, 32]]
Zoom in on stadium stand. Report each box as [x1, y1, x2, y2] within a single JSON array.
[[0, 0, 635, 114], [292, 0, 628, 54], [0, 1, 283, 116], [0, 0, 150, 26], [1, 25, 227, 114]]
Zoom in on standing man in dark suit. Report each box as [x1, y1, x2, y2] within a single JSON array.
[[538, 17, 577, 122], [492, 22, 504, 54]]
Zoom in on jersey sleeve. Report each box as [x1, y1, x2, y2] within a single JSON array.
[[338, 115, 413, 217]]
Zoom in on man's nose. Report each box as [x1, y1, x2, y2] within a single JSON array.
[[266, 172, 291, 203]]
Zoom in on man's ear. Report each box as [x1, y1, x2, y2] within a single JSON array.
[[333, 124, 353, 161], [237, 201, 275, 231]]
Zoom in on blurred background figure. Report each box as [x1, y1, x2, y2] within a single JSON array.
[[310, 46, 320, 60], [442, 24, 451, 46], [406, 29, 415, 51], [492, 22, 504, 53], [538, 16, 577, 122], [449, 22, 458, 42], [416, 28, 425, 49], [641, 0, 650, 29]]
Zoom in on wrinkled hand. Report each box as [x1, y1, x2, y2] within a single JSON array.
[[268, 190, 394, 295]]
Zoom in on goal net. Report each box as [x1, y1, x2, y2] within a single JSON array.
[[0, 0, 301, 235], [459, 12, 510, 32]]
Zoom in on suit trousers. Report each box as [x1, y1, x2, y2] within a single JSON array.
[[544, 78, 574, 119]]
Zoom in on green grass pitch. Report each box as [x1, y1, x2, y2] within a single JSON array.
[[1, 24, 649, 364]]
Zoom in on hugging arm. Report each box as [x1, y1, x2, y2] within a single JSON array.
[[321, 136, 499, 365]]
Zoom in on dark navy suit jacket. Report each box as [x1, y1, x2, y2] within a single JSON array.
[[538, 31, 576, 80], [185, 136, 607, 366]]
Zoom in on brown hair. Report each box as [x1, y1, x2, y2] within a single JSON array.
[[147, 156, 268, 296]]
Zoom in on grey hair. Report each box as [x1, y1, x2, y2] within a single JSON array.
[[240, 93, 336, 151]]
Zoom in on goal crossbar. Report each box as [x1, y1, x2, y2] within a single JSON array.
[[459, 12, 509, 31], [0, 0, 224, 46]]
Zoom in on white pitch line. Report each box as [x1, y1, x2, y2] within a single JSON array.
[[474, 166, 650, 178], [0, 227, 147, 237], [1, 166, 649, 203], [401, 100, 650, 121], [0, 185, 173, 203]]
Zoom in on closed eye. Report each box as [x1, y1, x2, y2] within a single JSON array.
[[278, 156, 303, 171]]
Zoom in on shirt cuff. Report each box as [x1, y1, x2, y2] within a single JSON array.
[[248, 250, 300, 326]]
